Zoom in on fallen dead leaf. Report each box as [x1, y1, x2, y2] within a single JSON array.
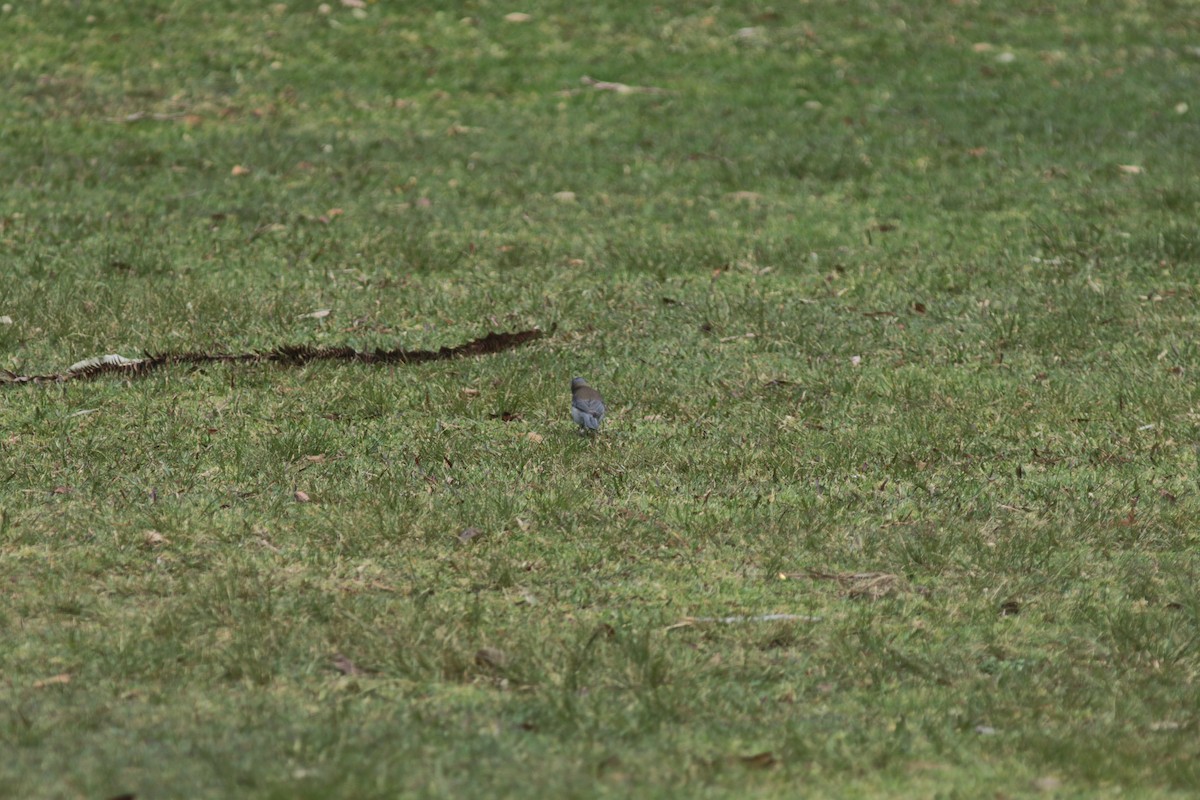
[[1150, 720, 1182, 731], [143, 530, 169, 547], [458, 527, 484, 543], [786, 569, 905, 600], [580, 75, 668, 95], [525, 432, 544, 444], [666, 613, 822, 631], [475, 647, 508, 669], [299, 308, 331, 319], [1118, 164, 1144, 175], [504, 12, 531, 22], [739, 752, 778, 769], [553, 190, 576, 203], [294, 490, 311, 503], [331, 653, 368, 675], [590, 623, 617, 642], [33, 673, 72, 689], [231, 164, 251, 176], [340, 0, 366, 7], [0, 315, 12, 325]]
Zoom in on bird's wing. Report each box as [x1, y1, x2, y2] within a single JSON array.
[[573, 397, 606, 417]]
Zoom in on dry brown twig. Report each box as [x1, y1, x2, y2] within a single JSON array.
[[0, 328, 546, 386], [784, 569, 914, 601], [579, 75, 669, 95]]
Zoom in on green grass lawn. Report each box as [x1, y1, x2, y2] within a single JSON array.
[[2, 1, 1199, 797]]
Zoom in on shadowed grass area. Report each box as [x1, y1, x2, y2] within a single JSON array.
[[2, 1, 1199, 798]]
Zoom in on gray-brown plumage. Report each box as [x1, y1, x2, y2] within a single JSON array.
[[570, 377, 605, 432]]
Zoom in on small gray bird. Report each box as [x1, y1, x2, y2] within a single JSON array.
[[570, 377, 606, 433]]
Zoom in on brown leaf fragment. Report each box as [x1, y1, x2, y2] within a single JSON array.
[[143, 530, 169, 547], [589, 623, 617, 643], [121, 111, 182, 123], [790, 569, 903, 600], [597, 754, 622, 773], [474, 647, 508, 669], [331, 653, 369, 676], [847, 573, 899, 600], [912, 301, 927, 314], [1000, 599, 1021, 616], [1032, 776, 1062, 792], [726, 190, 763, 203], [580, 75, 668, 95], [739, 752, 778, 769], [458, 527, 484, 543], [33, 673, 72, 689], [666, 613, 822, 631], [294, 490, 311, 503]]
